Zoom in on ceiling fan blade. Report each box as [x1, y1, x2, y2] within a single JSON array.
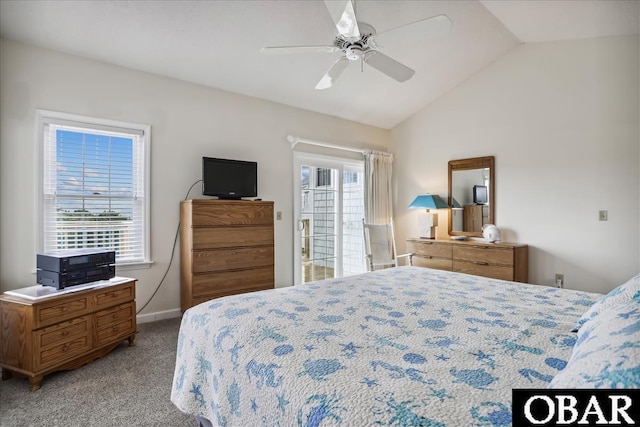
[[375, 14, 452, 47], [315, 57, 350, 90], [324, 0, 360, 40], [365, 51, 415, 82], [261, 46, 340, 55]]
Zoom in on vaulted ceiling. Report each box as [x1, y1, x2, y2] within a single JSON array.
[[1, 1, 637, 129]]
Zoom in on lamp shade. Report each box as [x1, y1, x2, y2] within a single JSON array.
[[408, 194, 449, 209], [451, 197, 462, 209]]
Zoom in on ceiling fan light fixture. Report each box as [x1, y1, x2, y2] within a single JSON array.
[[345, 45, 363, 61]]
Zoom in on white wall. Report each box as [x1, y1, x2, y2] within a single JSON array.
[[0, 39, 389, 319], [391, 35, 639, 293]]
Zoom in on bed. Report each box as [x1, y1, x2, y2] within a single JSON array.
[[171, 266, 639, 426]]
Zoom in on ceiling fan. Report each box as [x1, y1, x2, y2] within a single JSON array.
[[260, 0, 452, 90]]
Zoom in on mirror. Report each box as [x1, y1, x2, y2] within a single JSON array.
[[448, 156, 495, 237]]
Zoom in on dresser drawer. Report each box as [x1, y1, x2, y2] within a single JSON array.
[[36, 296, 90, 328], [191, 266, 274, 298], [34, 316, 91, 372], [407, 240, 452, 258], [453, 245, 514, 266], [192, 247, 274, 273], [192, 226, 273, 250], [412, 256, 453, 271], [95, 282, 135, 310], [95, 318, 136, 347], [191, 283, 273, 306], [37, 316, 90, 348], [453, 260, 514, 281], [95, 302, 136, 346], [191, 202, 273, 226], [95, 302, 135, 329]]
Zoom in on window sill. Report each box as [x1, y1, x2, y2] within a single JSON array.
[[116, 261, 154, 271]]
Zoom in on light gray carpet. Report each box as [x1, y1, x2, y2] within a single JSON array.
[[0, 317, 197, 427]]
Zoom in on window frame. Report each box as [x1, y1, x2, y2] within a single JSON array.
[[36, 110, 152, 269]]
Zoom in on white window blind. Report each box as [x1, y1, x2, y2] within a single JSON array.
[[38, 111, 150, 265]]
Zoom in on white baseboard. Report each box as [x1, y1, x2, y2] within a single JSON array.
[[137, 308, 182, 324]]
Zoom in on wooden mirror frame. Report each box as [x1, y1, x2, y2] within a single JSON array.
[[448, 156, 495, 237]]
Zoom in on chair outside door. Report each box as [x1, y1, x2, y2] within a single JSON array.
[[362, 219, 413, 271]]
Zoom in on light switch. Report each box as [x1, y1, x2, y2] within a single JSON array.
[[276, 211, 282, 221], [598, 210, 608, 221]]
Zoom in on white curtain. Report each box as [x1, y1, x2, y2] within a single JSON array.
[[364, 150, 394, 224]]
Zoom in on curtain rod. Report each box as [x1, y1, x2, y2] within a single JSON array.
[[288, 135, 365, 154]]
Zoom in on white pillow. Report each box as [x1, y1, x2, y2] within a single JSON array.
[[549, 297, 640, 388], [574, 274, 640, 331]]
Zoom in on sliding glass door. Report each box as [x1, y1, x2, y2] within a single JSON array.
[[293, 153, 365, 285]]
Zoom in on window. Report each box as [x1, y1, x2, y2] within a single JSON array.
[[316, 167, 332, 187], [294, 153, 365, 285], [37, 110, 151, 266], [343, 171, 359, 184]]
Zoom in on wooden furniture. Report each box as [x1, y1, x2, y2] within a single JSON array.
[[180, 199, 274, 311], [406, 238, 528, 282], [0, 278, 137, 390], [462, 205, 489, 232]]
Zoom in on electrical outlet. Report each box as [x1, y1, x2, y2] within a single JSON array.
[[599, 210, 608, 221], [276, 211, 282, 221], [555, 274, 564, 288]]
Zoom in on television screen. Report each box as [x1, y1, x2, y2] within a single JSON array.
[[473, 185, 488, 205], [202, 157, 257, 199]]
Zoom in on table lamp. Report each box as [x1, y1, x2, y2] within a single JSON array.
[[409, 194, 449, 239]]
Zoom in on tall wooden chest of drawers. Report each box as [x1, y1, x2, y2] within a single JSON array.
[[0, 278, 137, 390], [180, 199, 275, 311], [406, 238, 528, 282]]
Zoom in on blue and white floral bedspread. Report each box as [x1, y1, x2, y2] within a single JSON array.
[[171, 267, 600, 426]]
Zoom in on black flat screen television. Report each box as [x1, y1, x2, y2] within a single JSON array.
[[473, 185, 488, 205], [202, 157, 257, 199]]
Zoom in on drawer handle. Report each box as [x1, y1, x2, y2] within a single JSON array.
[[472, 245, 489, 249], [474, 261, 489, 266], [62, 331, 69, 336]]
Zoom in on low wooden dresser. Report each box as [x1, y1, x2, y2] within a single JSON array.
[[0, 277, 137, 390], [407, 238, 528, 282]]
